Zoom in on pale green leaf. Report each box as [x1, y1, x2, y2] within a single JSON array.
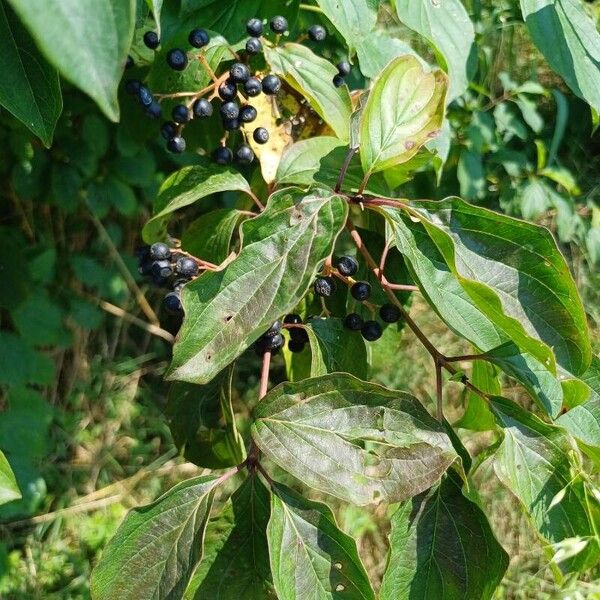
[[0, 450, 21, 506]]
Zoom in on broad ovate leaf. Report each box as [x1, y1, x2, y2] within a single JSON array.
[[359, 55, 447, 177], [251, 374, 457, 505], [91, 476, 219, 600], [0, 450, 21, 506], [168, 187, 347, 384], [380, 473, 508, 600], [264, 43, 352, 141], [7, 0, 135, 121], [395, 0, 475, 100], [267, 482, 375, 600]]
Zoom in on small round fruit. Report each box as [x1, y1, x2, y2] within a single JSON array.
[[230, 62, 251, 84], [125, 79, 141, 95], [261, 74, 281, 95], [270, 15, 288, 33], [244, 77, 262, 97], [166, 48, 188, 71], [265, 320, 282, 336], [137, 85, 154, 107], [143, 31, 160, 49], [336, 255, 358, 277], [351, 281, 371, 301], [332, 74, 345, 88], [218, 79, 238, 100], [308, 24, 327, 42], [125, 55, 134, 69], [161, 121, 177, 140], [167, 136, 186, 153], [284, 313, 303, 325], [253, 127, 269, 144], [172, 104, 190, 123], [288, 339, 306, 353], [314, 276, 336, 297], [176, 257, 199, 279], [213, 146, 233, 165], [337, 60, 351, 76], [188, 28, 209, 48], [245, 37, 262, 55], [361, 320, 382, 342], [146, 100, 162, 119], [265, 332, 284, 352], [193, 97, 213, 118], [151, 259, 173, 278], [164, 291, 183, 314], [380, 303, 401, 323], [344, 313, 363, 331], [222, 117, 240, 130], [150, 242, 171, 260], [220, 101, 239, 120], [246, 17, 263, 37], [235, 144, 255, 164], [239, 104, 257, 123]]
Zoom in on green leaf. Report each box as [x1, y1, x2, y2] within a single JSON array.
[[380, 473, 508, 600], [143, 163, 252, 243], [91, 475, 219, 600], [264, 43, 352, 141], [491, 396, 600, 573], [168, 187, 347, 384], [315, 0, 378, 55], [457, 149, 485, 201], [251, 374, 457, 505], [359, 56, 447, 177], [0, 449, 21, 506], [187, 475, 274, 599], [395, 0, 474, 100], [7, 0, 135, 121], [165, 368, 246, 470], [520, 0, 600, 114], [356, 33, 424, 80], [0, 1, 62, 146], [145, 0, 162, 34], [267, 482, 375, 600], [455, 360, 499, 431]]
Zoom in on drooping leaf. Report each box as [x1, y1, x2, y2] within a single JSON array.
[[91, 476, 220, 600], [356, 33, 424, 80], [143, 163, 253, 243], [455, 360, 499, 431], [145, 0, 163, 34], [168, 187, 348, 384], [187, 475, 275, 599], [491, 396, 600, 573], [359, 55, 447, 177], [7, 0, 135, 121], [395, 0, 475, 100], [0, 1, 62, 146], [251, 374, 457, 505], [520, 0, 600, 114], [0, 450, 21, 506], [380, 473, 508, 600], [267, 482, 375, 600], [264, 43, 353, 141]]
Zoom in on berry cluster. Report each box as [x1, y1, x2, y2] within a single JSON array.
[[137, 242, 200, 314], [333, 60, 351, 88], [254, 314, 309, 355], [313, 255, 402, 342]]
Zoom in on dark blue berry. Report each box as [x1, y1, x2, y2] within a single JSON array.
[[236, 144, 254, 164], [164, 291, 183, 313], [270, 16, 288, 33], [284, 314, 303, 325], [172, 104, 190, 123], [230, 63, 250, 84], [314, 277, 336, 297], [351, 281, 371, 301], [336, 255, 358, 277], [308, 25, 327, 42], [150, 242, 171, 260], [244, 77, 262, 97], [176, 257, 199, 278], [161, 121, 177, 140], [223, 118, 241, 131], [333, 74, 345, 88], [262, 74, 281, 95], [218, 79, 237, 101], [246, 37, 262, 55], [188, 28, 209, 48], [167, 136, 186, 153], [380, 303, 401, 323], [193, 97, 213, 118], [361, 320, 382, 341], [125, 79, 141, 94], [167, 48, 188, 71], [137, 85, 154, 107], [152, 259, 173, 278], [337, 60, 351, 76], [253, 127, 269, 144], [344, 313, 363, 331], [265, 332, 284, 351], [146, 100, 162, 119], [247, 18, 263, 37], [213, 146, 233, 165], [220, 101, 239, 120], [265, 320, 282, 336], [143, 31, 160, 49], [239, 104, 257, 123]]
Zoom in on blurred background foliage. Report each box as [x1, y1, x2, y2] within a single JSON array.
[[0, 0, 598, 598]]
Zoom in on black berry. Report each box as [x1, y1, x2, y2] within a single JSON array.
[[152, 259, 173, 279], [246, 37, 262, 55], [246, 18, 263, 37], [223, 118, 241, 131], [361, 320, 382, 342], [146, 100, 162, 119], [344, 313, 363, 331], [244, 77, 262, 97], [239, 104, 257, 123], [235, 144, 255, 164], [288, 339, 306, 353], [167, 136, 186, 153], [218, 79, 238, 101], [188, 28, 209, 48], [284, 314, 303, 325], [164, 291, 183, 314], [351, 281, 371, 301], [176, 257, 199, 279], [380, 303, 401, 323], [167, 48, 188, 71], [213, 146, 233, 165], [265, 332, 284, 352], [220, 101, 239, 120], [193, 97, 213, 118], [150, 242, 171, 260], [336, 255, 358, 277], [308, 25, 327, 42], [270, 15, 288, 33], [230, 63, 251, 84], [125, 79, 141, 95], [253, 127, 269, 144], [172, 104, 190, 124], [261, 74, 281, 95], [337, 60, 351, 76], [161, 121, 177, 140], [265, 320, 282, 336], [314, 277, 336, 297], [333, 74, 345, 88], [143, 31, 160, 49], [137, 85, 154, 107]]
